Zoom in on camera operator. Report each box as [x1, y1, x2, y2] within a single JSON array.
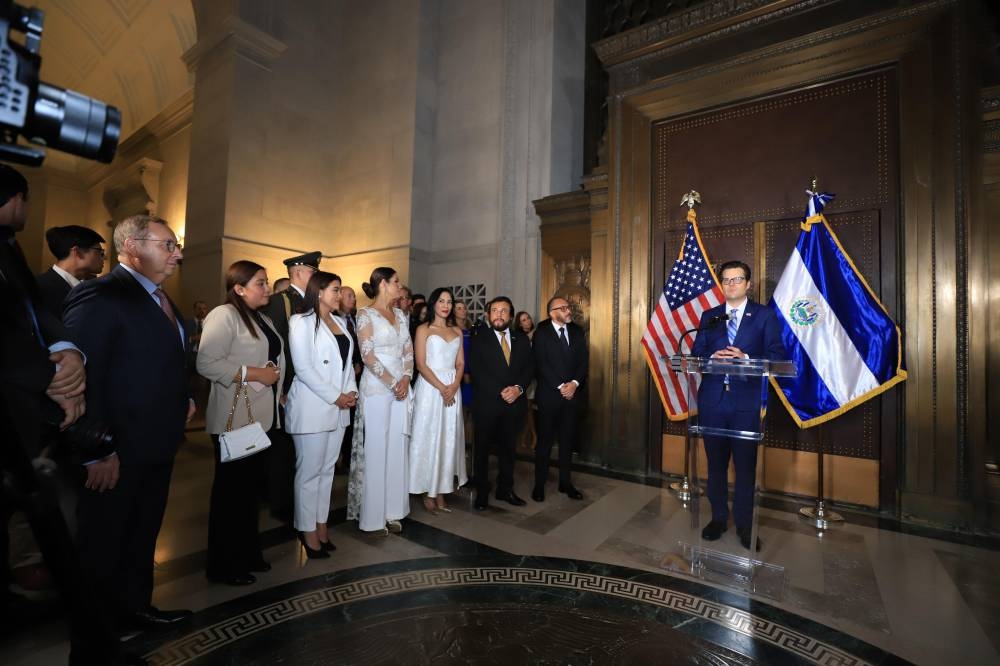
[[0, 164, 143, 664]]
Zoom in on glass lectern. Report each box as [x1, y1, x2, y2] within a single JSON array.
[[661, 355, 796, 597]]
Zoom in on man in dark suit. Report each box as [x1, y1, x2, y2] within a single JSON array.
[[691, 260, 786, 549], [531, 296, 588, 502], [36, 225, 106, 320], [63, 214, 195, 634], [0, 165, 143, 664], [261, 250, 320, 522], [469, 296, 533, 510]]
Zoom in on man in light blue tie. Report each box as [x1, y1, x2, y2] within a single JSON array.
[[691, 260, 786, 549]]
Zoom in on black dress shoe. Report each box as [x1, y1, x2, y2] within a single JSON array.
[[496, 491, 526, 507], [737, 527, 761, 551], [298, 533, 330, 559], [474, 494, 488, 511], [249, 559, 271, 572], [212, 573, 256, 586], [131, 606, 194, 627], [701, 520, 727, 541], [531, 485, 545, 502], [320, 540, 337, 552], [558, 484, 583, 500]]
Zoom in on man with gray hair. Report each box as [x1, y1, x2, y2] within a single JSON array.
[[64, 215, 195, 635]]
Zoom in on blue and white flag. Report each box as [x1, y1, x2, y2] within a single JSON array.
[[769, 191, 906, 428]]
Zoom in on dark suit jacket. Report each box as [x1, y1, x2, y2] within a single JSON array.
[[36, 267, 72, 321], [690, 300, 786, 411], [63, 265, 189, 465], [262, 288, 304, 392], [0, 235, 69, 457], [533, 319, 588, 408], [468, 326, 533, 421]]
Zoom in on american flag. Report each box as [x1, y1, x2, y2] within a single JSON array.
[[642, 221, 724, 420]]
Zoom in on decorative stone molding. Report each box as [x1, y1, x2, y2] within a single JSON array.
[[182, 15, 287, 73], [102, 157, 163, 221], [593, 0, 815, 67]]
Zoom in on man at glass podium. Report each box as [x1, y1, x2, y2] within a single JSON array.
[[691, 260, 787, 549]]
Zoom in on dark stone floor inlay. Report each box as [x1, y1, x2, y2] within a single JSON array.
[[143, 564, 883, 666]]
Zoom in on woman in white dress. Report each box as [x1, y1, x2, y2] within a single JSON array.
[[408, 288, 467, 513], [347, 267, 414, 534], [285, 271, 357, 558]]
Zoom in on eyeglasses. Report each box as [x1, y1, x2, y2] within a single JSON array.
[[550, 305, 571, 312], [720, 276, 747, 286], [86, 245, 106, 257], [134, 237, 182, 253]]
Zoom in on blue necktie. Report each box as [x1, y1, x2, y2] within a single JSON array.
[[724, 309, 738, 389]]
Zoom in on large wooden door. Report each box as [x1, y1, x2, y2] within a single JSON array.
[[649, 68, 901, 510]]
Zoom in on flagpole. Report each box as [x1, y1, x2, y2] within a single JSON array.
[[669, 190, 703, 503], [798, 424, 844, 527]]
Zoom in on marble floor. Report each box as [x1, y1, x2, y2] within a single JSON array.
[[2, 431, 998, 665]]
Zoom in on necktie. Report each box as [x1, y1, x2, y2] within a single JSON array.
[[727, 309, 738, 345], [559, 326, 569, 349], [500, 332, 511, 365], [154, 287, 178, 330]]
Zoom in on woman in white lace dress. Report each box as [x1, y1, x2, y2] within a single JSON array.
[[408, 288, 467, 513], [347, 267, 414, 534]]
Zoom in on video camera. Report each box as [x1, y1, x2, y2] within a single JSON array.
[[0, 0, 120, 166]]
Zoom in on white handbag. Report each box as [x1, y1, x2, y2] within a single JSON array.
[[219, 381, 271, 462]]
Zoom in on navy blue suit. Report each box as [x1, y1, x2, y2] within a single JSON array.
[[691, 300, 786, 529], [63, 265, 189, 619]]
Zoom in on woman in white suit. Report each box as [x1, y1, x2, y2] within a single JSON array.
[[285, 271, 358, 558]]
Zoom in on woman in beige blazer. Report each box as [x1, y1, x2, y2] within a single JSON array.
[[197, 260, 285, 586]]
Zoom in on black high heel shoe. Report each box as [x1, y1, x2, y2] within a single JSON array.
[[298, 533, 330, 559], [320, 540, 336, 552]]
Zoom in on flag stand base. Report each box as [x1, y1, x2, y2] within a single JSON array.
[[799, 500, 843, 529], [669, 477, 701, 501]]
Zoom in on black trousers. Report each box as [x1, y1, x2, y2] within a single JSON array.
[[534, 397, 580, 487], [206, 433, 269, 578], [266, 412, 295, 522], [77, 460, 173, 617], [473, 407, 520, 496]]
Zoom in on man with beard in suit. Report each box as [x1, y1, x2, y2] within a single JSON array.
[[63, 214, 195, 635], [36, 225, 106, 320], [261, 251, 321, 523], [531, 296, 588, 502], [469, 296, 533, 511]]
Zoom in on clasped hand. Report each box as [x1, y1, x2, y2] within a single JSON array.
[[438, 383, 459, 406], [500, 386, 520, 404], [247, 364, 281, 386], [393, 376, 410, 400], [711, 346, 745, 359], [335, 392, 358, 409]]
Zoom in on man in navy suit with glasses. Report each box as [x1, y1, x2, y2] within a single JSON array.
[[691, 260, 786, 550]]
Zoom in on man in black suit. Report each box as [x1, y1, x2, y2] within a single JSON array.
[[261, 250, 320, 522], [35, 225, 106, 320], [691, 260, 786, 550], [531, 296, 588, 502], [469, 296, 533, 510], [63, 214, 195, 634], [0, 165, 143, 664]]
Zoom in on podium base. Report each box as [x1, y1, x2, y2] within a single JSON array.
[[662, 542, 786, 600], [799, 501, 844, 529], [668, 478, 701, 501]]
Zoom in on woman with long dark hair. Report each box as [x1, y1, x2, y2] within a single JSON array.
[[197, 260, 284, 586], [408, 288, 467, 513], [285, 271, 357, 558], [346, 267, 414, 534]]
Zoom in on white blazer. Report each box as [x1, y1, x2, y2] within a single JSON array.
[[285, 312, 358, 434]]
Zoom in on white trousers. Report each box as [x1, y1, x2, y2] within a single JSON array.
[[292, 428, 346, 532], [359, 392, 410, 532]]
